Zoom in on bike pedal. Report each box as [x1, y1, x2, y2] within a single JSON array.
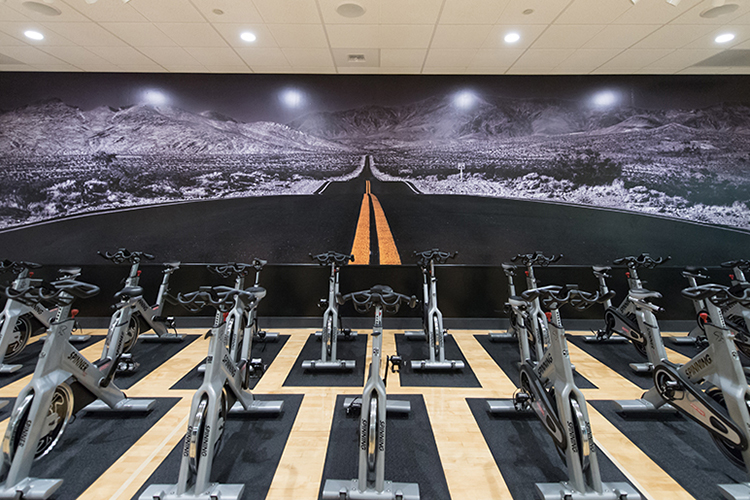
[[388, 355, 403, 373], [249, 358, 266, 377]]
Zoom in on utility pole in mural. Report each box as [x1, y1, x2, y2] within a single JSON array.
[[0, 74, 749, 265]]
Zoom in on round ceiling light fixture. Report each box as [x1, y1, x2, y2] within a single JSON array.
[[504, 32, 520, 43], [22, 1, 62, 16], [24, 30, 44, 40], [715, 32, 735, 43], [700, 3, 739, 18], [240, 31, 257, 42], [336, 2, 366, 18]]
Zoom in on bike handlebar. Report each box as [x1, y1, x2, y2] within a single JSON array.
[[98, 248, 155, 265], [3, 277, 99, 307], [337, 285, 417, 314], [511, 251, 562, 267], [721, 260, 750, 271], [0, 260, 42, 276], [414, 249, 456, 267], [252, 258, 267, 271], [310, 251, 354, 267], [207, 262, 252, 279], [176, 285, 263, 313], [613, 253, 670, 269], [521, 284, 611, 311], [682, 283, 750, 307]]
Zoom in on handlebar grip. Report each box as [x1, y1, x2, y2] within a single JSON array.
[[721, 259, 750, 271]]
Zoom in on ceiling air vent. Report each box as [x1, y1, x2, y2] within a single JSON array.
[[332, 48, 380, 68], [348, 54, 366, 62]]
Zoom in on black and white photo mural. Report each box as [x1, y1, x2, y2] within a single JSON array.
[[0, 72, 749, 265]]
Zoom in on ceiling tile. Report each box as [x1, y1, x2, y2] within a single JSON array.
[[423, 67, 469, 74], [137, 47, 202, 67], [0, 65, 35, 71], [252, 0, 321, 24], [497, 0, 570, 25], [0, 22, 74, 45], [41, 22, 127, 47], [597, 48, 674, 70], [505, 67, 548, 74], [736, 11, 750, 25], [184, 47, 245, 66], [115, 64, 166, 72], [468, 67, 506, 74], [678, 65, 732, 74], [634, 67, 675, 74], [381, 48, 427, 67], [235, 47, 289, 66], [257, 66, 334, 73], [381, 0, 442, 24], [583, 24, 658, 49], [431, 25, 493, 49], [482, 25, 547, 49], [61, 0, 148, 22], [0, 30, 27, 46], [32, 63, 80, 71], [39, 45, 112, 67], [0, 45, 64, 64], [282, 48, 334, 67], [88, 46, 156, 65], [380, 67, 422, 74], [156, 23, 227, 48], [267, 24, 328, 48], [211, 23, 278, 48], [337, 66, 380, 74], [424, 49, 478, 67], [633, 24, 715, 49], [130, 0, 204, 23], [671, 1, 750, 25], [531, 25, 605, 49], [684, 26, 750, 50], [556, 0, 631, 25], [101, 23, 177, 47], [166, 66, 210, 73], [75, 62, 121, 72], [643, 48, 722, 69], [319, 0, 379, 24], [0, 4, 31, 22], [379, 25, 433, 49], [191, 0, 263, 23], [510, 48, 575, 68], [468, 48, 524, 67], [440, 0, 510, 25], [206, 66, 253, 73], [554, 49, 619, 72], [6, 0, 88, 22], [612, 0, 702, 25], [327, 24, 379, 49]]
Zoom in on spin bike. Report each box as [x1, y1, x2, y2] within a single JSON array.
[[99, 248, 184, 346], [0, 261, 90, 374], [0, 271, 155, 500], [584, 253, 671, 373], [302, 251, 356, 371], [405, 249, 463, 371], [717, 259, 750, 358], [140, 285, 284, 500], [616, 283, 750, 500], [490, 252, 562, 363], [488, 285, 639, 500], [322, 285, 419, 500]]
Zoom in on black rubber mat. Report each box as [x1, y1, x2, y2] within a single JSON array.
[[133, 394, 303, 500], [319, 394, 450, 500], [16, 397, 179, 500], [566, 335, 653, 389], [115, 334, 199, 389], [0, 333, 105, 388], [170, 335, 289, 390], [474, 335, 597, 389], [395, 334, 480, 387], [283, 334, 367, 387], [591, 399, 746, 500], [467, 398, 643, 500]]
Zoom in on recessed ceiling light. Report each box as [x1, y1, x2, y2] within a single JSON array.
[[715, 33, 735, 43], [701, 3, 739, 18], [504, 32, 520, 43], [22, 1, 62, 16], [24, 30, 44, 40], [336, 2, 366, 18], [240, 31, 256, 42]]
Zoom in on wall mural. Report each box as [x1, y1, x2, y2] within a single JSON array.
[[0, 73, 748, 266]]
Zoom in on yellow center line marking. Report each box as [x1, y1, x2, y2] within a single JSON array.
[[350, 192, 371, 265], [370, 194, 401, 265]]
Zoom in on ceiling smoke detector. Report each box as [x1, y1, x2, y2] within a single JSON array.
[[336, 2, 366, 18], [22, 1, 62, 15]]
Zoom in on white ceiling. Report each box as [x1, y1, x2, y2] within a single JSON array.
[[0, 0, 749, 74]]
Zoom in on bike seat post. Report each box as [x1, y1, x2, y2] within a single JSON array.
[[127, 261, 141, 287], [594, 271, 613, 309], [627, 263, 642, 289], [733, 265, 748, 285]]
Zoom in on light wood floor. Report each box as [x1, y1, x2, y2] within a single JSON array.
[[0, 328, 706, 500]]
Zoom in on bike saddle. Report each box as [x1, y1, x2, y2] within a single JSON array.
[[252, 258, 267, 270], [508, 296, 528, 310], [683, 266, 708, 278], [164, 262, 181, 269], [592, 265, 611, 273], [243, 285, 267, 300], [115, 286, 144, 301], [501, 263, 516, 274], [629, 288, 662, 301], [338, 285, 417, 314]]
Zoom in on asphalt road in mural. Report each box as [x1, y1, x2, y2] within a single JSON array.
[[0, 155, 747, 267]]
